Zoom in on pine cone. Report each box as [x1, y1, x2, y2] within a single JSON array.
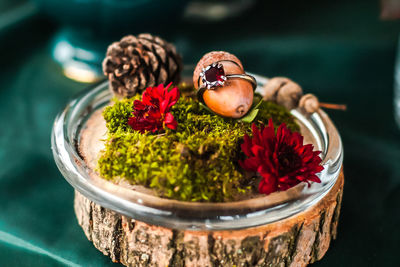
[[102, 33, 182, 97]]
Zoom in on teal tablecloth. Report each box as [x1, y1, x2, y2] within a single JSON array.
[[1, 0, 400, 266]]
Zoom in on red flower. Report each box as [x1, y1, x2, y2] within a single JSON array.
[[128, 83, 180, 133], [239, 119, 323, 195]]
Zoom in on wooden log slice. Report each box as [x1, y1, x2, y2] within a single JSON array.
[[74, 169, 343, 267]]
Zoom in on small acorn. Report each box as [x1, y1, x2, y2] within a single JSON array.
[[193, 51, 254, 118], [263, 77, 303, 110], [299, 93, 320, 114], [263, 77, 346, 114]]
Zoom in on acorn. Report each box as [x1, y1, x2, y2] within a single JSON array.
[[263, 77, 303, 110], [193, 51, 254, 118], [299, 93, 320, 114], [263, 77, 347, 114]]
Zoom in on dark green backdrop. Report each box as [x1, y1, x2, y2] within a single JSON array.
[[0, 0, 399, 266]]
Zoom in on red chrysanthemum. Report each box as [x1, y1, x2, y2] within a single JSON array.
[[128, 83, 180, 133], [239, 119, 323, 195]]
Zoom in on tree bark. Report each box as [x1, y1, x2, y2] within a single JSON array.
[[74, 169, 344, 267]]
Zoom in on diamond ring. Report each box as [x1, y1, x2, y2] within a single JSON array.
[[197, 60, 257, 102]]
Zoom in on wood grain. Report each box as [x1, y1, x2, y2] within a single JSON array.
[[74, 169, 344, 267]]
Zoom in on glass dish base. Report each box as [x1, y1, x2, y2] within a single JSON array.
[[52, 72, 344, 266]]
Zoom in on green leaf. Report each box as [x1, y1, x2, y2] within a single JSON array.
[[240, 108, 259, 123], [239, 100, 263, 123], [253, 99, 263, 110]]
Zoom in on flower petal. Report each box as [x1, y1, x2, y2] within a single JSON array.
[[128, 84, 180, 133], [164, 112, 178, 130], [239, 119, 324, 195], [258, 173, 278, 195], [241, 134, 253, 156]]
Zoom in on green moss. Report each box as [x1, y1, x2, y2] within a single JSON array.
[[256, 101, 299, 132], [98, 90, 299, 202]]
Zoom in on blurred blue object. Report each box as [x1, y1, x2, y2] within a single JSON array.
[[0, 1, 37, 33], [32, 0, 190, 82]]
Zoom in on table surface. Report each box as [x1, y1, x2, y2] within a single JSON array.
[[1, 0, 400, 266]]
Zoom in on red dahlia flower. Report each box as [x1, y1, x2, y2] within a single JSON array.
[[128, 83, 180, 133], [239, 119, 323, 195]]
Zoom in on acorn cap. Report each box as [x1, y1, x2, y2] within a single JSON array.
[[263, 77, 303, 110], [299, 93, 320, 114], [193, 51, 243, 89]]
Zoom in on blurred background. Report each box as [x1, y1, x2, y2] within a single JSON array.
[[1, 0, 400, 266]]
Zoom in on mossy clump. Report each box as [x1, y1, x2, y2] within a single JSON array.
[[98, 90, 299, 202]]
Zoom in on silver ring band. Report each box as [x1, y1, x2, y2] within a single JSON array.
[[224, 74, 257, 89], [197, 60, 257, 90], [197, 73, 257, 104], [198, 73, 257, 90]]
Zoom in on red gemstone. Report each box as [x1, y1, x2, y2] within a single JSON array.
[[205, 65, 225, 83]]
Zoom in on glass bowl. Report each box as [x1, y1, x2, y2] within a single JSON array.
[[51, 72, 343, 231]]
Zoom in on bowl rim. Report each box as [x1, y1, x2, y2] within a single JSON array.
[[51, 73, 343, 230]]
